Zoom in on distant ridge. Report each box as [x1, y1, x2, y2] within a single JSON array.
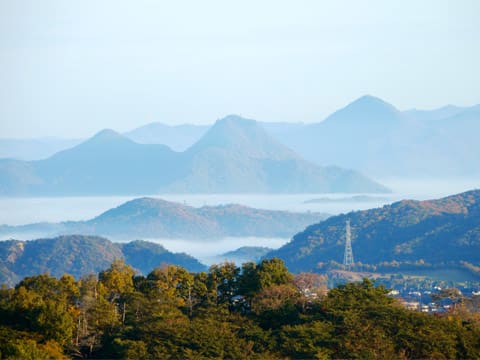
[[260, 95, 480, 176], [0, 115, 388, 195], [1, 95, 479, 178], [0, 197, 329, 240], [163, 115, 389, 193]]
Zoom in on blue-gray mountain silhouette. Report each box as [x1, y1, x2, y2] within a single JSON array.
[[262, 96, 480, 176], [0, 115, 388, 195]]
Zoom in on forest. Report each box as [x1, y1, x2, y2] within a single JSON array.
[[1, 258, 480, 359]]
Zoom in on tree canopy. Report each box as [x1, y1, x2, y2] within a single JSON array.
[[0, 259, 479, 359]]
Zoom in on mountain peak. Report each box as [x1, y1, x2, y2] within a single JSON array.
[[91, 128, 125, 141], [120, 197, 189, 210], [210, 115, 259, 133], [78, 128, 135, 148], [217, 114, 256, 125], [347, 95, 399, 113], [187, 115, 298, 160], [321, 95, 402, 127]]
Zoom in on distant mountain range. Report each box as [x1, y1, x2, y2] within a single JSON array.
[[0, 236, 206, 287], [120, 97, 480, 177], [3, 95, 477, 178], [0, 115, 387, 195], [267, 189, 480, 279], [268, 96, 480, 177], [120, 97, 480, 178], [0, 197, 328, 240]]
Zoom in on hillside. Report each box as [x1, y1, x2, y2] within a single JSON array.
[[267, 189, 480, 277], [0, 236, 205, 287], [0, 197, 329, 240], [0, 116, 388, 195]]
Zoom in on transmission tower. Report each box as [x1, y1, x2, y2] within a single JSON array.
[[343, 219, 354, 267]]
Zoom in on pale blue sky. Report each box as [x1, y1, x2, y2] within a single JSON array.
[[1, 0, 479, 138]]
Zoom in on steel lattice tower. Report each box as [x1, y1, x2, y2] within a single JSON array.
[[343, 219, 354, 266]]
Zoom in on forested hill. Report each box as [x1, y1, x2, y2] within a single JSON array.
[[268, 189, 480, 274], [0, 197, 328, 240], [0, 236, 205, 287]]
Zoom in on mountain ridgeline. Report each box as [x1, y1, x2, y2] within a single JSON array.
[[262, 96, 480, 177], [267, 189, 480, 277], [0, 197, 329, 240], [1, 96, 479, 178], [0, 115, 388, 195], [121, 96, 480, 178], [0, 236, 206, 287]]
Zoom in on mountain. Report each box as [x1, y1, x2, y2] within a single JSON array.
[[267, 189, 480, 278], [0, 129, 182, 195], [0, 116, 389, 195], [425, 105, 480, 176], [2, 97, 479, 180], [162, 115, 389, 193], [320, 94, 404, 128], [186, 115, 298, 160], [263, 95, 411, 172], [33, 129, 182, 195], [0, 197, 329, 240], [124, 122, 209, 151], [263, 96, 480, 177], [0, 235, 206, 287]]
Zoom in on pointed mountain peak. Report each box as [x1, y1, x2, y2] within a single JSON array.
[[83, 128, 134, 146], [347, 95, 399, 112], [194, 114, 263, 145], [217, 114, 256, 124], [187, 114, 298, 160], [322, 95, 402, 126], [91, 128, 124, 140]]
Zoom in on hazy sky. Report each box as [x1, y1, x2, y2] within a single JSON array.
[[1, 0, 479, 138]]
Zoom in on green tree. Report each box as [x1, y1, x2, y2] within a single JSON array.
[[208, 262, 240, 304], [256, 258, 293, 290]]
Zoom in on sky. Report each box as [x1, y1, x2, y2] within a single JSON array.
[[1, 0, 479, 138]]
